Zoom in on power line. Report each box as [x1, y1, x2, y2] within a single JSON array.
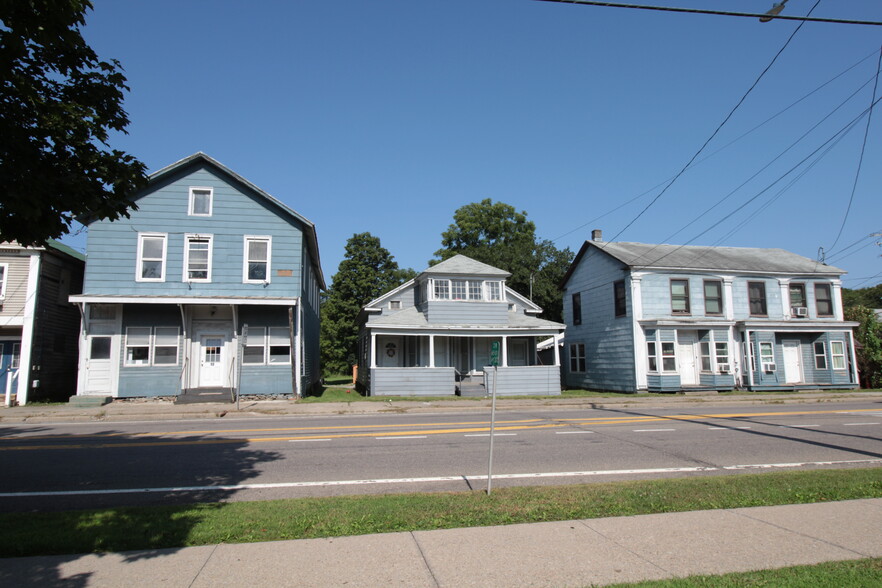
[[604, 0, 821, 245], [826, 45, 882, 252], [533, 1, 882, 26]]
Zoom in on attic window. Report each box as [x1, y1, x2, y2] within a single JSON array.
[[189, 187, 213, 216], [389, 300, 401, 310]]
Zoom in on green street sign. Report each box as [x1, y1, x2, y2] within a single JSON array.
[[489, 340, 500, 366]]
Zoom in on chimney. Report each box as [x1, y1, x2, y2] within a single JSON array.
[[591, 229, 603, 243]]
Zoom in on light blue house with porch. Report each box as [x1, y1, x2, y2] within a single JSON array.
[[70, 153, 324, 399], [356, 255, 565, 396], [562, 231, 860, 393]]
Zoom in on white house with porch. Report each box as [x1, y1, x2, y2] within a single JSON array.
[[356, 255, 565, 396]]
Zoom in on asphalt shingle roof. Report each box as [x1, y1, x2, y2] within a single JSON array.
[[422, 255, 511, 277]]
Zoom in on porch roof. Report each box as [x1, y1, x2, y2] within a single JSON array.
[[366, 306, 564, 331], [69, 294, 299, 306]]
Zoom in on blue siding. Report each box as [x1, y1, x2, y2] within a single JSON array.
[[563, 248, 635, 392], [117, 305, 184, 398], [425, 301, 508, 325], [84, 166, 305, 298]]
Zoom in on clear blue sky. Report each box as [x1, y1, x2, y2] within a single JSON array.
[[67, 0, 882, 289]]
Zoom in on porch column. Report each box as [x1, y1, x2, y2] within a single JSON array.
[[370, 332, 377, 368], [553, 335, 560, 366], [17, 252, 41, 405], [848, 330, 861, 386], [745, 330, 755, 388], [501, 335, 509, 367], [429, 335, 435, 368]]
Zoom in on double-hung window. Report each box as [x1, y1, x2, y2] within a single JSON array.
[[569, 343, 585, 373], [660, 342, 676, 372], [244, 236, 271, 283], [486, 281, 502, 301], [830, 341, 846, 370], [670, 279, 690, 314], [813, 341, 828, 370], [189, 187, 213, 216], [700, 342, 712, 371], [137, 233, 167, 281], [789, 283, 807, 316], [241, 327, 291, 364], [572, 292, 582, 325], [0, 263, 7, 300], [647, 342, 658, 372], [748, 282, 767, 316], [243, 327, 267, 364], [759, 342, 774, 369], [451, 280, 467, 300], [268, 327, 291, 364], [433, 279, 450, 300], [468, 280, 482, 300], [704, 280, 723, 315], [125, 327, 179, 366], [184, 235, 212, 282], [715, 342, 729, 371], [614, 280, 626, 317], [815, 283, 833, 316]]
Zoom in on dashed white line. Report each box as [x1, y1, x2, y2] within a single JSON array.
[[786, 424, 820, 428], [843, 422, 880, 426]]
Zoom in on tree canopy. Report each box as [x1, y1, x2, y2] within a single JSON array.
[[842, 284, 882, 309], [320, 232, 416, 375], [434, 199, 573, 322], [843, 305, 881, 389], [0, 0, 147, 245]]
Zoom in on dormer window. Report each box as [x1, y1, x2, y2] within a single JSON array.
[[189, 187, 213, 216], [429, 278, 504, 301], [434, 279, 450, 299], [486, 281, 502, 301]]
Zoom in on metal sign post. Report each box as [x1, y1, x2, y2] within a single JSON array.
[[236, 324, 248, 411], [487, 340, 500, 495]]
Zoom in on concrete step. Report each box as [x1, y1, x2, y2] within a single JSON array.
[[68, 395, 112, 407], [459, 384, 487, 398], [175, 389, 234, 405]]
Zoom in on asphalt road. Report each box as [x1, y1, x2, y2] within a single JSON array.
[[1, 401, 881, 511]]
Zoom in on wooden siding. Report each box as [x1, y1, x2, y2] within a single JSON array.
[[563, 247, 635, 392], [83, 166, 305, 298], [425, 301, 508, 325], [28, 252, 84, 400], [370, 367, 456, 396], [484, 366, 561, 396], [118, 305, 184, 397], [0, 254, 31, 317], [745, 331, 855, 389]]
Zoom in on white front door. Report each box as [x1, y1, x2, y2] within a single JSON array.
[[199, 334, 226, 387], [783, 340, 803, 384], [84, 326, 114, 394], [678, 335, 698, 386]]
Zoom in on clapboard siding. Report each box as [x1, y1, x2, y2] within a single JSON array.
[[426, 301, 508, 324], [563, 247, 635, 392], [370, 367, 456, 396], [0, 254, 31, 317], [84, 164, 305, 298], [484, 366, 561, 396]]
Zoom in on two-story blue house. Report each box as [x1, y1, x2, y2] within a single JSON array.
[[356, 255, 565, 396], [561, 231, 859, 393], [70, 153, 324, 400]]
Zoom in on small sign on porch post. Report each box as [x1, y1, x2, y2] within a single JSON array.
[[487, 340, 500, 495]]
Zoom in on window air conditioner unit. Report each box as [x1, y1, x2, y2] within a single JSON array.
[[718, 363, 730, 374], [763, 363, 777, 373], [794, 307, 808, 317]]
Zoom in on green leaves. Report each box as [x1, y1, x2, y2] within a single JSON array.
[[0, 0, 147, 245]]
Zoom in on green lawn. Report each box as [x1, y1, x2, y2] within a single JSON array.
[[606, 558, 882, 587], [1, 467, 879, 558]]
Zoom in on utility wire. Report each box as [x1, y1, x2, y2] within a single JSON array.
[[604, 0, 821, 245], [827, 231, 882, 261], [549, 49, 878, 244], [826, 45, 882, 252], [533, 0, 882, 26]]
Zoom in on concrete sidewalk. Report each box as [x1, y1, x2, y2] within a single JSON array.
[[2, 390, 881, 424], [2, 499, 880, 587]]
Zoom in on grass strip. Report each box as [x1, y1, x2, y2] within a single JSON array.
[[1, 467, 880, 558], [605, 557, 882, 587]]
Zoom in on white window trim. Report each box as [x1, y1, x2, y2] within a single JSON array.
[[188, 186, 213, 216], [0, 262, 7, 300], [268, 326, 292, 365], [242, 326, 267, 365], [830, 341, 846, 370], [124, 326, 180, 367], [136, 233, 167, 282], [183, 234, 214, 283], [243, 236, 272, 284], [124, 326, 152, 367]]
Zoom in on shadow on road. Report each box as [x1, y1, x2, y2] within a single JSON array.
[[0, 423, 283, 585]]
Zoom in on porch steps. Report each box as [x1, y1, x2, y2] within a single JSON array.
[[458, 383, 488, 398], [175, 388, 234, 405], [67, 395, 112, 407]]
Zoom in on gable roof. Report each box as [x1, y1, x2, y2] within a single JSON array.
[[136, 152, 325, 289], [421, 254, 511, 278], [563, 240, 845, 286]]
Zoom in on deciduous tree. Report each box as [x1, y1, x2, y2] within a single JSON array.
[[434, 199, 573, 322], [321, 233, 416, 376], [844, 305, 882, 389], [0, 0, 147, 245]]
